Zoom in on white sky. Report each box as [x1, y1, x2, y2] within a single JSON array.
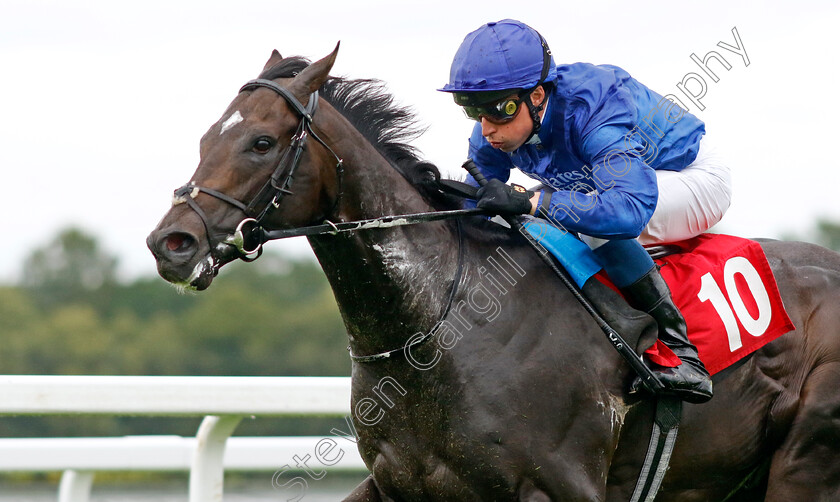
[[1, 0, 838, 282]]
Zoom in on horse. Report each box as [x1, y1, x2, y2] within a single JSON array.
[[147, 46, 840, 501]]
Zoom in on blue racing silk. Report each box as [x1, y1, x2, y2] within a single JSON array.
[[467, 62, 706, 239], [521, 217, 602, 287]]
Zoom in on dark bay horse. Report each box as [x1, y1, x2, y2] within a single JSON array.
[[147, 47, 840, 501]]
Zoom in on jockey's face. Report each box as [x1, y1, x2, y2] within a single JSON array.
[[480, 86, 546, 153]]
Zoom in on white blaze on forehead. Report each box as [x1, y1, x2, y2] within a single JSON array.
[[220, 110, 244, 135]]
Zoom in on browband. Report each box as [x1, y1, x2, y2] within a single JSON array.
[[240, 78, 318, 120]]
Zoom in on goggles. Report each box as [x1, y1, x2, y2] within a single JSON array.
[[460, 92, 528, 123]]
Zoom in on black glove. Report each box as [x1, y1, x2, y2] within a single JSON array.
[[476, 179, 535, 215]]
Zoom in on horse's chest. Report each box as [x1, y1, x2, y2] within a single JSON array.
[[362, 431, 508, 501], [356, 406, 527, 500]]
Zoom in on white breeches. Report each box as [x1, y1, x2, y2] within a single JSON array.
[[637, 134, 732, 245], [579, 134, 733, 250]]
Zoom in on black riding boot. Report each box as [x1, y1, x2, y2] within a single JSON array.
[[621, 266, 713, 404]]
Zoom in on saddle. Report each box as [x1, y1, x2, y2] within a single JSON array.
[[438, 177, 795, 375]]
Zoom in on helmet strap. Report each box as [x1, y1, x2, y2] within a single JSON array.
[[522, 31, 552, 143], [523, 87, 548, 143]]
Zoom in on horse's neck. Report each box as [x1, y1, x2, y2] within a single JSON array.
[[308, 124, 458, 357]]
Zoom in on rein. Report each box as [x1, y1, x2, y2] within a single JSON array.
[[259, 207, 485, 240]]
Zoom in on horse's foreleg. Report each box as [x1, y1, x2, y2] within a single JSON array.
[[343, 475, 389, 502]]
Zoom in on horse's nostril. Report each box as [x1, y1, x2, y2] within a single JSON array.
[[166, 234, 184, 251], [164, 232, 195, 253]]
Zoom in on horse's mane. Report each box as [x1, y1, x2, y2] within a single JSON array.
[[259, 57, 462, 210]]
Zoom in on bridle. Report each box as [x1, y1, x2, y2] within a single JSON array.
[[170, 76, 477, 362], [172, 77, 487, 276], [172, 78, 344, 275]]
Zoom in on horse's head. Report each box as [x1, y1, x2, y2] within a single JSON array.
[[147, 46, 343, 290]]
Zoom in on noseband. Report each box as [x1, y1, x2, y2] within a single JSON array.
[[172, 78, 344, 275]]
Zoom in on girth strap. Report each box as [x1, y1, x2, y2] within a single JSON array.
[[630, 398, 683, 502]]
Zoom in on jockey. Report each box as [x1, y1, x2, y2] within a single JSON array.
[[440, 19, 732, 404]]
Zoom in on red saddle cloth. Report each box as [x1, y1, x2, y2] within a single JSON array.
[[634, 234, 794, 375]]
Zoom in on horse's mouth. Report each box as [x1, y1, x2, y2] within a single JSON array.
[[149, 224, 249, 291], [158, 240, 249, 291], [155, 254, 215, 291], [181, 255, 215, 291]]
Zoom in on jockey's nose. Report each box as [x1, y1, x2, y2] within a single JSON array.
[[147, 228, 199, 265], [480, 117, 497, 136]]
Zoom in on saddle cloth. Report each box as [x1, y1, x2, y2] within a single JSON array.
[[523, 219, 795, 375], [641, 234, 794, 374]]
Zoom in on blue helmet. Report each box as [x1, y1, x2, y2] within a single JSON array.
[[440, 19, 556, 96]]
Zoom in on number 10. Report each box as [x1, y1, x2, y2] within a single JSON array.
[[696, 256, 772, 352]]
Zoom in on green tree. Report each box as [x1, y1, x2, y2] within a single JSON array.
[[810, 220, 840, 252], [2, 228, 351, 437], [783, 218, 840, 253], [21, 227, 118, 309]]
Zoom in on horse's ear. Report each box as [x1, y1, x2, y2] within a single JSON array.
[[291, 42, 340, 97], [263, 49, 283, 71]]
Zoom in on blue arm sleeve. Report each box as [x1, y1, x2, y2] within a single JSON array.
[[541, 86, 658, 239]]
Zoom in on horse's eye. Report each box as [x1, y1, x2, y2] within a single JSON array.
[[252, 137, 274, 153]]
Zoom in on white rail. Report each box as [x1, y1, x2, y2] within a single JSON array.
[[0, 375, 351, 415], [0, 376, 362, 502], [0, 436, 366, 471]]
